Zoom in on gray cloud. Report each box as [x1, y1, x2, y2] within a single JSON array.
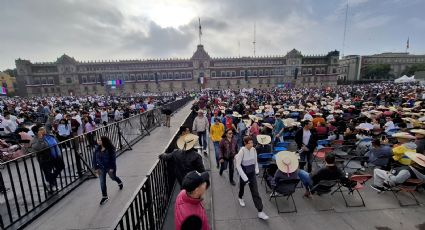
[[0, 0, 424, 70]]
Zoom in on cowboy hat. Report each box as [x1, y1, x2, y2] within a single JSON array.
[[243, 119, 252, 127], [410, 129, 425, 136], [249, 115, 259, 122], [256, 134, 271, 145], [405, 151, 425, 167], [177, 134, 199, 150], [232, 111, 242, 118], [275, 151, 299, 174], [392, 132, 416, 140], [263, 123, 273, 129]]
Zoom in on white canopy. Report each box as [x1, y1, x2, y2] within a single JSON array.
[[394, 75, 415, 83]]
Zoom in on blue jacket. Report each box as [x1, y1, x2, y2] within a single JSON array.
[[92, 146, 117, 170], [43, 134, 61, 158]]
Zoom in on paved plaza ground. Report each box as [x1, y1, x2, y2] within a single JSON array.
[[23, 103, 193, 230]]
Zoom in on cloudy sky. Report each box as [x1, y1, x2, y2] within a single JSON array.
[[1, 0, 424, 70]]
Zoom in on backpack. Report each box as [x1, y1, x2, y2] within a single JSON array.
[[225, 117, 233, 130]]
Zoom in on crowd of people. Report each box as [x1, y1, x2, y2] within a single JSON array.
[[166, 82, 425, 230], [0, 92, 189, 197]]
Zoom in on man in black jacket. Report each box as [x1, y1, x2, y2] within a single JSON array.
[[295, 120, 317, 173], [159, 134, 205, 186]]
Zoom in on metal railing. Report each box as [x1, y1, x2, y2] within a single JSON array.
[[113, 108, 196, 230], [0, 97, 192, 230]]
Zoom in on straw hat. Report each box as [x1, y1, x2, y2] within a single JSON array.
[[243, 119, 252, 127], [275, 151, 299, 174], [232, 111, 242, 118], [405, 151, 425, 168], [259, 106, 265, 110], [249, 115, 259, 123], [177, 134, 199, 151], [256, 135, 271, 145], [197, 110, 205, 114], [263, 123, 273, 129], [392, 132, 416, 140], [255, 109, 262, 114], [410, 129, 425, 136]]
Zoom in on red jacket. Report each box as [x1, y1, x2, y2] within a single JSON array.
[[174, 190, 210, 230]]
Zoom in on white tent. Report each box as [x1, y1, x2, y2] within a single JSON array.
[[394, 75, 415, 83]]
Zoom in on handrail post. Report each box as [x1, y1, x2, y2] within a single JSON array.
[[116, 122, 123, 150]]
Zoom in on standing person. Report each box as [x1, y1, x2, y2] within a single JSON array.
[[162, 106, 173, 127], [92, 136, 123, 205], [295, 120, 317, 173], [175, 171, 210, 230], [100, 108, 109, 126], [219, 129, 238, 185], [272, 113, 285, 144], [210, 118, 225, 168], [159, 134, 205, 185], [30, 125, 64, 191], [84, 116, 96, 147], [235, 136, 269, 220], [192, 110, 209, 154]]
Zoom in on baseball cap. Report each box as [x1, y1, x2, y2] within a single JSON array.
[[182, 171, 210, 192]]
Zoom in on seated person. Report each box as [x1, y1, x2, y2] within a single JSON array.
[[371, 151, 425, 192], [391, 132, 417, 166], [315, 122, 328, 140], [304, 153, 346, 197], [255, 134, 272, 154], [368, 138, 392, 169], [355, 128, 373, 157], [267, 151, 310, 196]]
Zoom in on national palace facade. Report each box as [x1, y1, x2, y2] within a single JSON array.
[[15, 45, 339, 97]]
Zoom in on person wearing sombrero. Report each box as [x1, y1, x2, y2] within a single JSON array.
[[391, 132, 417, 166], [159, 134, 205, 186], [255, 134, 272, 154], [371, 151, 425, 192], [269, 151, 310, 197]]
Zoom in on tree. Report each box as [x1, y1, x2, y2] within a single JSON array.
[[401, 64, 425, 76], [2, 68, 17, 78], [363, 64, 391, 80]]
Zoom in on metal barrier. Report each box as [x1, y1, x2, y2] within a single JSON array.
[[113, 109, 196, 230], [0, 97, 192, 230]]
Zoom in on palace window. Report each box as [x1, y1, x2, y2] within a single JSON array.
[[240, 70, 245, 76], [211, 71, 216, 78], [221, 71, 225, 77], [66, 77, 72, 84], [232, 71, 236, 77]]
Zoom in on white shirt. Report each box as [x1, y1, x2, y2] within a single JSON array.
[[302, 129, 311, 146], [384, 121, 396, 132], [55, 113, 63, 121], [235, 147, 260, 182], [147, 104, 154, 111], [303, 113, 313, 121], [101, 111, 108, 123], [3, 119, 16, 134], [356, 123, 374, 130]]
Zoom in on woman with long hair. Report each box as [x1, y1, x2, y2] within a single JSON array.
[[92, 136, 123, 205]]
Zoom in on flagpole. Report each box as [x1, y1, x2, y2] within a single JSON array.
[[198, 17, 202, 45]]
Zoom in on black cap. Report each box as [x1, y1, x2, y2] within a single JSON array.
[[182, 171, 210, 192]]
